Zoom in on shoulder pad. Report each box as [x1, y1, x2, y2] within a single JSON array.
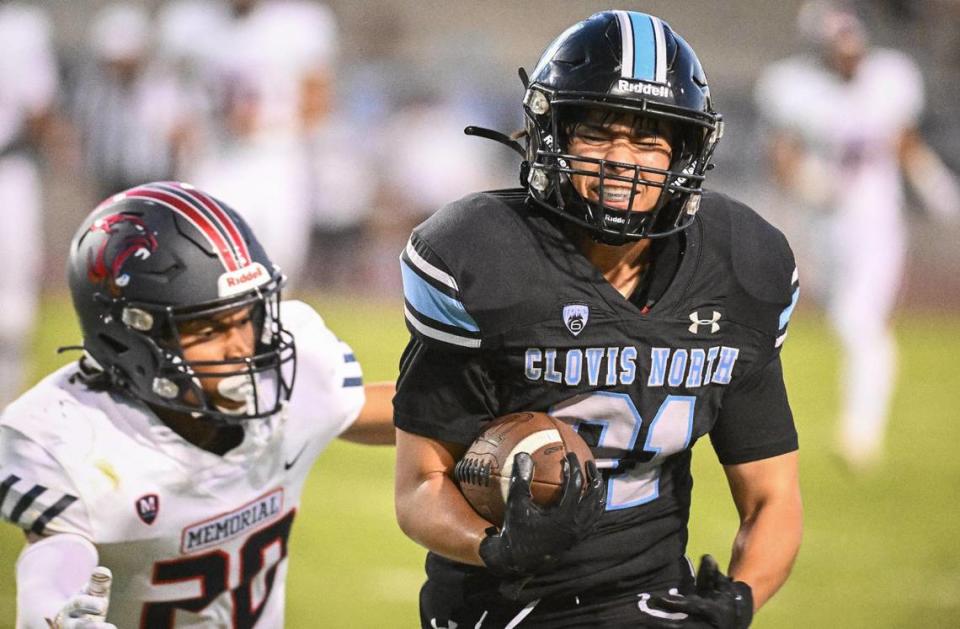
[[0, 424, 90, 537], [699, 192, 799, 345], [282, 299, 364, 393], [401, 190, 542, 350], [0, 366, 94, 448]]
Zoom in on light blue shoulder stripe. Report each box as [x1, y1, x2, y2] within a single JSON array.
[[779, 287, 800, 330], [401, 260, 479, 332]]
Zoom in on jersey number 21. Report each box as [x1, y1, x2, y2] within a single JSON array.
[[551, 392, 695, 510]]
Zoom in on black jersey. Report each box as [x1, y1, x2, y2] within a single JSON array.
[[395, 188, 799, 602]]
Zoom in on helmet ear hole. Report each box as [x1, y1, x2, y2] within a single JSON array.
[[98, 333, 128, 355]]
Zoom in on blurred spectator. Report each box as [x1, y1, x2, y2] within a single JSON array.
[[754, 0, 960, 470], [363, 89, 505, 295], [0, 1, 58, 406], [72, 3, 196, 200], [191, 0, 341, 292], [155, 0, 228, 167], [299, 70, 376, 294]]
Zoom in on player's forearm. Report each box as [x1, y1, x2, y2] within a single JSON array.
[[16, 534, 98, 628], [727, 494, 803, 610], [341, 382, 396, 445], [900, 131, 960, 222], [395, 471, 490, 567]]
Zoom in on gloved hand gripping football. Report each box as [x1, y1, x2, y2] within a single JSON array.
[[478, 451, 605, 578]]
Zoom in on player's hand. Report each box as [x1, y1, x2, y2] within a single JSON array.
[[650, 555, 753, 629], [47, 566, 117, 629], [478, 452, 605, 578]]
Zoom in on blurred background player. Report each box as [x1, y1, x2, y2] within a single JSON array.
[[189, 0, 344, 291], [71, 3, 197, 201], [395, 11, 801, 628], [754, 0, 960, 469], [0, 2, 59, 408], [0, 182, 395, 628]]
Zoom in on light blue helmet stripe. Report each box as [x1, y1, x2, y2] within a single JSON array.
[[401, 260, 479, 332], [617, 11, 668, 83], [629, 12, 657, 81]]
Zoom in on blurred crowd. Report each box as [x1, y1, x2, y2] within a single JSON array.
[[0, 0, 518, 406], [2, 0, 960, 418], [1, 0, 513, 297]]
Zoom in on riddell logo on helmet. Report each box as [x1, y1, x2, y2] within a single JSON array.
[[218, 262, 270, 297], [227, 267, 262, 287], [617, 79, 673, 98]]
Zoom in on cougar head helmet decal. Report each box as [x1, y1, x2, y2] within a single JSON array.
[[68, 182, 295, 425], [86, 214, 158, 295]]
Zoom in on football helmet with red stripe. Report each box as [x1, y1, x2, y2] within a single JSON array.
[[67, 182, 296, 424]]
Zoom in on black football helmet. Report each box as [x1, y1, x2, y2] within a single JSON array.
[[522, 10, 724, 243], [67, 181, 296, 424]]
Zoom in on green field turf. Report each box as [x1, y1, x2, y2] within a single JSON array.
[[2, 294, 959, 627]]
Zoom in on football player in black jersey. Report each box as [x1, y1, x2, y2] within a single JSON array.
[[393, 10, 802, 628]]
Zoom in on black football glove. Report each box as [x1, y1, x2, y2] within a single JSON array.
[[651, 555, 753, 629], [478, 451, 605, 579]]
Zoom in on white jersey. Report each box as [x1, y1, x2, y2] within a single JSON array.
[[0, 2, 57, 405], [0, 301, 364, 628], [755, 48, 923, 229]]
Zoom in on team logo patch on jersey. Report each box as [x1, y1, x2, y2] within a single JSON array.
[[136, 493, 159, 525], [181, 488, 284, 554], [688, 310, 721, 334], [563, 304, 590, 336]]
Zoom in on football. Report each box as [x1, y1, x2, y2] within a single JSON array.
[[454, 411, 595, 527]]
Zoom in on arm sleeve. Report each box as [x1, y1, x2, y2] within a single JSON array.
[[393, 337, 498, 445], [400, 234, 483, 351], [709, 354, 798, 466], [0, 426, 94, 539], [16, 534, 99, 629], [282, 301, 365, 440]]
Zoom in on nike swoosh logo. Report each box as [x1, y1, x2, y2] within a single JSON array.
[[284, 443, 309, 471]]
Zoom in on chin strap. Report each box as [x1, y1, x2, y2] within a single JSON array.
[[463, 125, 530, 189], [463, 126, 525, 157]]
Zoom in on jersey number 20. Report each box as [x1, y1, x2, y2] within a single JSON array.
[[141, 510, 295, 628], [551, 392, 695, 510]]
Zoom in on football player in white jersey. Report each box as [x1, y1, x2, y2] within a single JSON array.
[[0, 182, 396, 628], [755, 1, 960, 469], [0, 2, 59, 407]]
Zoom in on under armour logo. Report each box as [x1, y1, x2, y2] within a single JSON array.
[[637, 591, 688, 620], [688, 310, 721, 334]]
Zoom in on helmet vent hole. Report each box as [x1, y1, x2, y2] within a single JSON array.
[[97, 333, 129, 355], [554, 56, 586, 67]]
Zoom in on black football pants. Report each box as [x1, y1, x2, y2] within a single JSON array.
[[420, 580, 718, 629]]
